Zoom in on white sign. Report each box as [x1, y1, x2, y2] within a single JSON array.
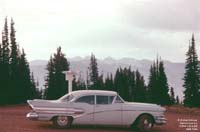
[[62, 71, 75, 93]]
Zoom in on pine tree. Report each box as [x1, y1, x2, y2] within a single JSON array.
[[10, 18, 18, 65], [114, 67, 146, 102], [122, 68, 131, 101], [0, 18, 38, 104], [45, 47, 70, 99], [129, 70, 136, 102], [0, 42, 2, 63], [114, 68, 124, 100], [134, 70, 147, 102], [2, 17, 9, 64], [114, 68, 127, 100], [170, 87, 176, 105], [147, 59, 171, 105], [97, 74, 104, 90], [18, 49, 36, 102], [85, 69, 90, 90], [114, 68, 120, 93], [126, 67, 134, 102], [44, 56, 55, 99], [147, 63, 157, 103], [175, 96, 180, 105], [104, 74, 114, 91], [54, 47, 69, 96], [183, 34, 200, 107], [158, 60, 171, 105], [73, 73, 86, 91], [0, 42, 3, 104], [9, 18, 21, 103], [1, 17, 10, 104], [88, 53, 99, 89], [30, 72, 41, 99]]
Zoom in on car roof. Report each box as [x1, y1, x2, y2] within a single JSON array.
[[70, 90, 117, 97]]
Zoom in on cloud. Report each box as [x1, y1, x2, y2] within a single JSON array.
[[123, 0, 200, 32], [0, 0, 199, 62]]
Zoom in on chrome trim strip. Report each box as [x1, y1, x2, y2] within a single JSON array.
[[34, 107, 83, 111], [37, 110, 84, 115], [33, 107, 85, 115], [35, 106, 162, 113], [34, 108, 163, 116]]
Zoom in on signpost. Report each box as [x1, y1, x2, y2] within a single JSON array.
[[62, 71, 75, 93]]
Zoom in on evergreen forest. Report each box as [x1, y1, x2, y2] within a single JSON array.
[[0, 18, 199, 107]]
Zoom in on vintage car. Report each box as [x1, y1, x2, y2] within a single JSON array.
[[26, 90, 166, 131]]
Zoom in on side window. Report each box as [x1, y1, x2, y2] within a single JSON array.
[[114, 95, 124, 103], [75, 95, 94, 105], [96, 95, 114, 105]]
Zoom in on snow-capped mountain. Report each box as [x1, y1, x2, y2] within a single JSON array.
[[30, 57, 185, 99]]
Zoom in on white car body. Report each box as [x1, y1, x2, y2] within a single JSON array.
[[27, 90, 166, 129]]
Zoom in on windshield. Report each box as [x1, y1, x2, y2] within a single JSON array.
[[114, 95, 125, 103], [59, 94, 74, 102]]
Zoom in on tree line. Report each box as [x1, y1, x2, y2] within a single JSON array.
[[44, 36, 200, 107], [44, 50, 178, 106], [0, 18, 199, 107], [0, 18, 40, 105]]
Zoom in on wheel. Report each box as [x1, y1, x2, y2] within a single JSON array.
[[137, 115, 154, 131], [53, 116, 72, 128]]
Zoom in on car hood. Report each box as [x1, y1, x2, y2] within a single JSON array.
[[124, 102, 166, 112]]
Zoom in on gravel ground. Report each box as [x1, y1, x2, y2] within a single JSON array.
[[0, 105, 199, 132]]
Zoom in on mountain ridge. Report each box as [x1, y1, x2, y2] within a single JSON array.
[[30, 57, 185, 99]]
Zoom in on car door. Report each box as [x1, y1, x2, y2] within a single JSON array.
[[71, 95, 95, 125], [94, 95, 122, 125]]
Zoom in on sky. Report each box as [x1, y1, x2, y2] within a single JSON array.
[[0, 0, 200, 62]]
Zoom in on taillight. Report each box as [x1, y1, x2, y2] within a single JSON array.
[[28, 105, 33, 110]]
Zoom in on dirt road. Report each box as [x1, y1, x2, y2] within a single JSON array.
[[0, 105, 199, 132]]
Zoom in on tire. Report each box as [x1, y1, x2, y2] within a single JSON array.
[[53, 116, 72, 128], [137, 115, 154, 132]]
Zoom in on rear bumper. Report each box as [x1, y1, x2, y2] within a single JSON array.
[[26, 112, 39, 120], [154, 116, 167, 125]]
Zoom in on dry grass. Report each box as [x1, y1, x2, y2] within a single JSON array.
[[165, 105, 200, 116]]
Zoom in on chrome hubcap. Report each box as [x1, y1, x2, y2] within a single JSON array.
[[143, 119, 152, 130], [57, 116, 68, 126]]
